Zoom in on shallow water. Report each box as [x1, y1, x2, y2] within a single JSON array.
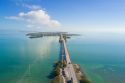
[[0, 31, 125, 83], [68, 37, 125, 83], [0, 32, 59, 83]]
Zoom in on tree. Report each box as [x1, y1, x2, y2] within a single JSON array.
[[53, 66, 60, 76]]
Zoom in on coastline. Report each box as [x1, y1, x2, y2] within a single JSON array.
[[50, 61, 92, 83]]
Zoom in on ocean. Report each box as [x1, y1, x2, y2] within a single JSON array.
[[0, 31, 125, 83]]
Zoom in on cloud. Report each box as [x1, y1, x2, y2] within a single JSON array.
[[5, 16, 21, 20], [5, 8, 61, 28], [22, 4, 41, 10]]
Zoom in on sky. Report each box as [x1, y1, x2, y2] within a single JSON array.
[[0, 0, 125, 35]]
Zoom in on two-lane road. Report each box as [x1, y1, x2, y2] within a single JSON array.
[[61, 35, 78, 83]]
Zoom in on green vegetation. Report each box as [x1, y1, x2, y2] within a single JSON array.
[[53, 61, 61, 76], [62, 60, 67, 68], [73, 64, 92, 83], [63, 35, 67, 41], [53, 66, 60, 76], [51, 60, 67, 83], [54, 61, 62, 68], [75, 67, 80, 73], [51, 75, 64, 83], [54, 60, 67, 68]]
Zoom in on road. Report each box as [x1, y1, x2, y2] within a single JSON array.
[[60, 35, 78, 83]]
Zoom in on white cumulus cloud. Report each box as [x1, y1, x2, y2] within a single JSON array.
[[5, 9, 61, 28]]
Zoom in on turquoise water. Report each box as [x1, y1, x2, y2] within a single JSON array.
[[0, 31, 125, 83], [68, 37, 125, 83], [0, 32, 59, 83]]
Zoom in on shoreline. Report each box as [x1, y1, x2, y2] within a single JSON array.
[[50, 61, 92, 83]]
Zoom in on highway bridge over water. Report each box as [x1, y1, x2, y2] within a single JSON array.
[[27, 32, 79, 83], [59, 34, 78, 83]]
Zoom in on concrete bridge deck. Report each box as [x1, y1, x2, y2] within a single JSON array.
[[60, 35, 78, 83]]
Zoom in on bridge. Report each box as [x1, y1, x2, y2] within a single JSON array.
[[59, 34, 78, 83]]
